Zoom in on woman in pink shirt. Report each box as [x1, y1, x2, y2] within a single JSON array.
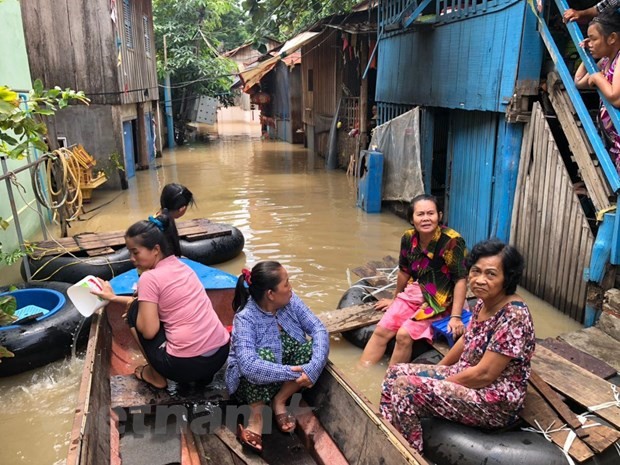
[[93, 212, 230, 389]]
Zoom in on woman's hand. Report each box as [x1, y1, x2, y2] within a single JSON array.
[[291, 366, 313, 388], [91, 278, 117, 302], [447, 317, 465, 338], [588, 72, 606, 88], [374, 298, 394, 312]]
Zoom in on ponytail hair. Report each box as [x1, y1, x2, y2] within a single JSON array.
[[160, 183, 195, 212], [125, 211, 182, 258], [232, 261, 283, 312]]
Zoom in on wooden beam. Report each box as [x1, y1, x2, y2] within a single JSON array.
[[213, 427, 269, 465], [318, 303, 379, 334], [547, 72, 612, 211], [532, 345, 620, 429]]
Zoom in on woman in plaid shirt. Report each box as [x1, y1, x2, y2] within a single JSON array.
[[226, 261, 329, 454]]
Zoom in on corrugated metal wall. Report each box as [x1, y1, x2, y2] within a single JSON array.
[[511, 104, 593, 321], [376, 0, 524, 112], [301, 31, 341, 156], [446, 110, 498, 248], [117, 0, 158, 105]]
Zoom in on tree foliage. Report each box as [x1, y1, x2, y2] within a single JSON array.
[[241, 0, 360, 39], [153, 0, 240, 115]]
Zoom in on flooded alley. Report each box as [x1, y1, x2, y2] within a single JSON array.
[[0, 135, 582, 464]]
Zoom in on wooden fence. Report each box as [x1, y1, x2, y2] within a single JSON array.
[[511, 103, 594, 322]]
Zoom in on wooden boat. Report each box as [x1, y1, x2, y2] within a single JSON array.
[[65, 258, 620, 464], [22, 219, 244, 283], [65, 267, 427, 465]]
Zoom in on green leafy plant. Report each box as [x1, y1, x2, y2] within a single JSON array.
[[0, 294, 17, 326], [97, 151, 125, 179], [0, 288, 17, 361], [0, 80, 89, 160], [0, 80, 88, 265]]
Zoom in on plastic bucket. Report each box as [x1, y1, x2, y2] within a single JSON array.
[[67, 275, 108, 317]]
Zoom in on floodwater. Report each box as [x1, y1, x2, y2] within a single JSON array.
[[0, 117, 582, 464]]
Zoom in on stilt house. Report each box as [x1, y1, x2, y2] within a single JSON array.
[[19, 0, 160, 186]]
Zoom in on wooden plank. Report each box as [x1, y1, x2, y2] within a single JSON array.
[[551, 163, 570, 308], [532, 345, 620, 429], [197, 433, 242, 465], [545, 157, 562, 304], [111, 375, 228, 409], [510, 118, 533, 246], [31, 219, 232, 256], [86, 247, 116, 257], [520, 387, 595, 462], [529, 371, 588, 437], [539, 338, 617, 380], [527, 379, 620, 456], [575, 226, 592, 322], [213, 427, 269, 465], [559, 327, 620, 373], [351, 256, 398, 281], [547, 73, 611, 211], [318, 303, 379, 334]]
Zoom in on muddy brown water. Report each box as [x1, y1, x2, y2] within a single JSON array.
[[0, 130, 582, 464]]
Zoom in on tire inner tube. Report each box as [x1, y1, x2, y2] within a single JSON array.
[[21, 226, 245, 283], [0, 281, 90, 377], [421, 416, 619, 465], [338, 278, 387, 351], [180, 226, 245, 265], [21, 247, 132, 283]]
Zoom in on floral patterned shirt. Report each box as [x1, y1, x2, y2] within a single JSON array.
[[450, 299, 536, 407], [398, 225, 468, 315]]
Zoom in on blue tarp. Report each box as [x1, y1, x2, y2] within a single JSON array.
[[110, 258, 238, 295]]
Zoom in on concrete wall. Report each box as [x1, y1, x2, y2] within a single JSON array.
[[53, 104, 125, 189]]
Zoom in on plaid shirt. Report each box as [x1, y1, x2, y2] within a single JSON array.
[[597, 0, 620, 12], [225, 293, 329, 394]]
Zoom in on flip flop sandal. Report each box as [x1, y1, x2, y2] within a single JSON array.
[[274, 412, 296, 433], [237, 424, 262, 454], [134, 364, 167, 390]]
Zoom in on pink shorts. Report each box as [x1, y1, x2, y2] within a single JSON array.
[[377, 282, 443, 343]]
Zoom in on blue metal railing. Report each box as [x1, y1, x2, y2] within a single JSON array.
[[536, 0, 620, 192]]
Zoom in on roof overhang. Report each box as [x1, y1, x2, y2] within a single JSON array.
[[238, 32, 319, 92]]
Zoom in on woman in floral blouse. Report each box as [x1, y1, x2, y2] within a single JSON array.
[[360, 194, 468, 366], [380, 239, 536, 453]]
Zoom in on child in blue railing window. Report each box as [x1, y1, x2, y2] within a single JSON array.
[[575, 11, 620, 172]]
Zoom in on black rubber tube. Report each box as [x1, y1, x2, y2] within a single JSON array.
[[338, 279, 382, 350], [21, 226, 245, 283], [0, 281, 90, 377], [180, 226, 245, 266], [421, 417, 619, 465], [21, 247, 133, 283]]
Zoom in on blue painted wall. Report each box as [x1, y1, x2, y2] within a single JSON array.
[[376, 0, 526, 112], [446, 110, 497, 247]]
